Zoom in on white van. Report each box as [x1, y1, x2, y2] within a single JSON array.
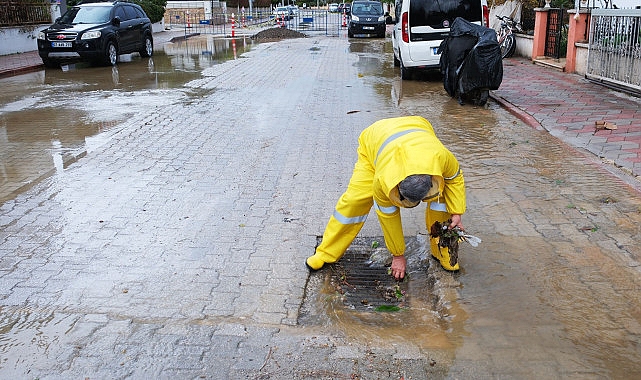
[[392, 0, 489, 79]]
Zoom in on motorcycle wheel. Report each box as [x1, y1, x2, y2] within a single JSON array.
[[472, 89, 489, 106]]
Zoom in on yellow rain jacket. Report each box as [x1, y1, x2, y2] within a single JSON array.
[[313, 116, 466, 265]]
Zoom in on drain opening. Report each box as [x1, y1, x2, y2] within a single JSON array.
[[327, 243, 409, 312]]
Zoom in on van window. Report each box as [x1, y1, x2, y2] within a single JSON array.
[[410, 0, 482, 28]]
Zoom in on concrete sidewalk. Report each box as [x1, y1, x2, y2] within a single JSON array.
[[3, 44, 641, 185]]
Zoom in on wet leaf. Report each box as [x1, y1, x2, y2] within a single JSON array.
[[375, 305, 401, 312]]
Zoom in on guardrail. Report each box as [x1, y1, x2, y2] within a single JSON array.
[[166, 9, 346, 37]]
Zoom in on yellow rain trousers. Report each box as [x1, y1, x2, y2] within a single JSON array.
[[307, 116, 466, 271]]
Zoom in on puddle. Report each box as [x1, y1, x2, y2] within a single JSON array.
[[0, 305, 81, 376], [300, 235, 468, 352], [0, 36, 255, 203]]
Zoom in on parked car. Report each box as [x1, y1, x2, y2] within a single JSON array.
[[328, 3, 340, 12], [273, 6, 294, 21], [348, 1, 386, 38], [337, 3, 352, 14], [392, 0, 488, 79], [37, 0, 153, 68]]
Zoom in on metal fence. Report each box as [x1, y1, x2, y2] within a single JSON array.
[[166, 9, 346, 37], [587, 8, 641, 95], [0, 0, 51, 27]]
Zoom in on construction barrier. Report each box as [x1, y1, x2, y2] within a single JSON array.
[[231, 13, 235, 37]]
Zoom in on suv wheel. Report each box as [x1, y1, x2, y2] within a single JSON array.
[[140, 35, 153, 58], [102, 41, 118, 66], [42, 58, 59, 69]]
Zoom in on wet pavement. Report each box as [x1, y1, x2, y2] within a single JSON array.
[[1, 28, 641, 379]]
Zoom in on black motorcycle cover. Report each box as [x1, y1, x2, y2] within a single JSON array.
[[439, 17, 503, 98]]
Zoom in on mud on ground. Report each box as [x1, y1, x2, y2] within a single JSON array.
[[251, 27, 307, 41]]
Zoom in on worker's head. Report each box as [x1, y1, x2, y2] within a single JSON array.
[[398, 174, 432, 207]]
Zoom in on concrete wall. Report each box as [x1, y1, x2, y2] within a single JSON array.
[[0, 3, 63, 55], [0, 25, 47, 55], [574, 42, 589, 76], [514, 34, 533, 59]]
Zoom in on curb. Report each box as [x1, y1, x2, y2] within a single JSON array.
[[489, 91, 544, 132], [0, 62, 44, 79]]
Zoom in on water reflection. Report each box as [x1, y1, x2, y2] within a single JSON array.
[[0, 36, 254, 203]]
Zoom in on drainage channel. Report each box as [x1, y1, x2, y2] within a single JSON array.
[[299, 235, 464, 348]]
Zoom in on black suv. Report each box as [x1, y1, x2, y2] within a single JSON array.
[[37, 0, 153, 68]]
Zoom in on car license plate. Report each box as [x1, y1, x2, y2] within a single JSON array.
[[51, 42, 72, 48], [363, 26, 374, 30]]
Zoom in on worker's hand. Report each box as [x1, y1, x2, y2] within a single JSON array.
[[390, 255, 406, 280], [449, 214, 464, 230]]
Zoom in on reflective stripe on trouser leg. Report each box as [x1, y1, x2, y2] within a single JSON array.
[[425, 201, 451, 260], [315, 210, 369, 264], [315, 151, 374, 264]]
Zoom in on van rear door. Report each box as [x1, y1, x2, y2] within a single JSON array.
[[407, 0, 482, 63]]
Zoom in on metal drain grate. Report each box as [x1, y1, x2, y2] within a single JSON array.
[[320, 237, 408, 312]]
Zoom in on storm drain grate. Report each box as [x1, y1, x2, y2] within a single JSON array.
[[315, 237, 408, 312]]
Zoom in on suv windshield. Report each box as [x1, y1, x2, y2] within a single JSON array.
[[410, 0, 481, 28], [352, 2, 383, 15], [59, 6, 112, 24]]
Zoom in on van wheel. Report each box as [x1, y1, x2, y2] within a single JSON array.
[[473, 89, 489, 106], [393, 53, 400, 67], [400, 59, 411, 80]]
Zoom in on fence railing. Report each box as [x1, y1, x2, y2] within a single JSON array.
[[0, 0, 52, 27], [587, 8, 641, 94], [166, 9, 345, 37]]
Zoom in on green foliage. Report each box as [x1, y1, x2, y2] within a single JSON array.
[[65, 0, 167, 24]]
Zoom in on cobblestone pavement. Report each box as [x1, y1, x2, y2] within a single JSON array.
[[2, 33, 641, 379]]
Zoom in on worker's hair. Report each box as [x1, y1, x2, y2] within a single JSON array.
[[398, 174, 432, 203]]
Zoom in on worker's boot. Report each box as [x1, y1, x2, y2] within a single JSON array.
[[436, 245, 459, 271], [429, 236, 459, 271], [305, 254, 325, 271]]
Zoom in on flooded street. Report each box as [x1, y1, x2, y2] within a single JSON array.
[[1, 32, 641, 378], [0, 35, 254, 203]]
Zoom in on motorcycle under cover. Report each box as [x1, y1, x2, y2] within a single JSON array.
[[439, 17, 503, 97]]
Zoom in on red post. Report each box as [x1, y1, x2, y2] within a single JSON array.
[[231, 13, 235, 37], [532, 8, 549, 60], [565, 9, 589, 74]]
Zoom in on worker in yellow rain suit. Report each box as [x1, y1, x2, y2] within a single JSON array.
[[306, 116, 466, 277]]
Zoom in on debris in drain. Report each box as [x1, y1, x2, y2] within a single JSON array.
[[329, 250, 408, 312]]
